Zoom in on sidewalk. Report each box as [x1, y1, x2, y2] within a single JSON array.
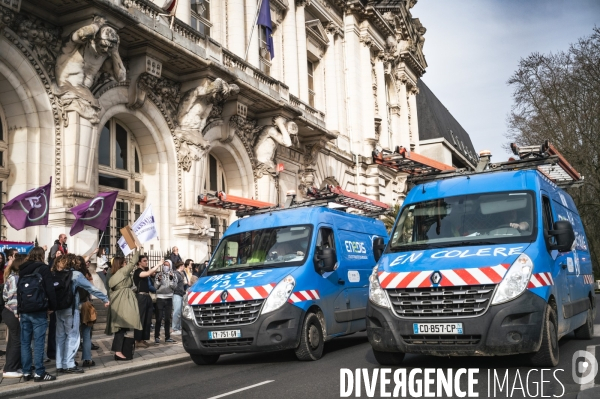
[[0, 332, 190, 397]]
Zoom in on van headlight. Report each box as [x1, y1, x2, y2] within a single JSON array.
[[261, 275, 295, 315], [182, 294, 194, 320], [369, 266, 391, 309], [491, 254, 534, 305]]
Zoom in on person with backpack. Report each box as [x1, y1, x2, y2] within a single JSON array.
[[2, 254, 26, 378], [52, 254, 109, 373], [18, 246, 58, 382]]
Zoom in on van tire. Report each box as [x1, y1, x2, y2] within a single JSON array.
[[295, 312, 324, 361], [373, 350, 405, 365], [529, 305, 559, 367], [190, 354, 220, 365], [574, 307, 594, 340]]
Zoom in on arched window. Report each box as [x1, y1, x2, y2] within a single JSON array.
[[205, 154, 227, 192], [97, 118, 145, 255]]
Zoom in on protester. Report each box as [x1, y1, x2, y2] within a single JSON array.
[[106, 250, 142, 360], [2, 254, 25, 378], [0, 251, 6, 285], [75, 256, 101, 366], [183, 259, 193, 290], [171, 262, 186, 335], [133, 255, 160, 348], [154, 259, 177, 344], [170, 246, 182, 266], [48, 234, 68, 268], [18, 246, 58, 382], [52, 254, 109, 373], [95, 247, 109, 286]]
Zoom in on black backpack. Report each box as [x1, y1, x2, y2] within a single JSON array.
[[52, 269, 74, 310], [17, 266, 48, 313]]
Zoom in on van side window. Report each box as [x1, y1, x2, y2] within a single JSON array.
[[316, 228, 336, 251], [542, 196, 554, 231]]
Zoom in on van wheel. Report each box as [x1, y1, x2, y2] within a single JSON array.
[[373, 350, 405, 365], [190, 354, 220, 365], [295, 312, 324, 361], [574, 306, 594, 340], [529, 305, 559, 367]]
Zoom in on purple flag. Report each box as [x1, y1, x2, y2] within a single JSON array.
[[2, 177, 52, 230], [257, 0, 274, 59], [69, 191, 118, 236]]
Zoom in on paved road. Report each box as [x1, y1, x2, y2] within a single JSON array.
[[22, 294, 600, 399]]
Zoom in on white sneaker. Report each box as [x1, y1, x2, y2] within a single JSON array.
[[171, 330, 182, 335], [3, 371, 23, 378]]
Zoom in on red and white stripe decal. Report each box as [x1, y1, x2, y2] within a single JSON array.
[[288, 290, 320, 303], [187, 283, 276, 305], [583, 274, 595, 285], [527, 273, 554, 289], [378, 264, 510, 288]]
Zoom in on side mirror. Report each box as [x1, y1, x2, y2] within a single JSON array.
[[315, 248, 337, 273], [549, 220, 575, 252], [373, 237, 385, 262]]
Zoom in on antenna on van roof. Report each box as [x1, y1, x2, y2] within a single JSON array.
[[198, 186, 390, 218]]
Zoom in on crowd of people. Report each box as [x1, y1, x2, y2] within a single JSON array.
[[0, 235, 209, 382]]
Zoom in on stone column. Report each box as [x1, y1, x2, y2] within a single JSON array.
[[282, 3, 299, 95], [228, 0, 246, 57], [375, 58, 388, 148], [359, 41, 376, 157], [245, 0, 260, 67], [408, 86, 420, 152], [295, 0, 309, 102], [324, 30, 339, 131], [343, 14, 361, 154], [210, 0, 223, 43], [175, 0, 191, 26], [398, 80, 410, 148], [63, 111, 95, 192], [334, 32, 347, 141]]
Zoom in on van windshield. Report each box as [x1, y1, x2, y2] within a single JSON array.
[[388, 191, 536, 252], [207, 225, 313, 274]]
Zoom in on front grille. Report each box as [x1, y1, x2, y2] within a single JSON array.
[[193, 299, 264, 327], [200, 338, 254, 348], [402, 335, 481, 345], [387, 285, 495, 318]]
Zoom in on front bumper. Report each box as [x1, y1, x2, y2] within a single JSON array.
[[182, 302, 304, 355], [367, 290, 547, 356]]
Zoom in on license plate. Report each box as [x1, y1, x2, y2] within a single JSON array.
[[208, 330, 241, 339], [413, 323, 463, 335]]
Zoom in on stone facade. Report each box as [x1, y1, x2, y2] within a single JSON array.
[[0, 0, 472, 261]]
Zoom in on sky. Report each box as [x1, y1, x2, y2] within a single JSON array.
[[412, 0, 600, 162]]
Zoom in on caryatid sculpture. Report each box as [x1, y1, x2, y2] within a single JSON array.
[[54, 16, 126, 123], [254, 116, 299, 170], [174, 78, 240, 171]]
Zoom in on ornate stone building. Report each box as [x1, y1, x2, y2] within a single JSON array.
[[0, 0, 475, 260]]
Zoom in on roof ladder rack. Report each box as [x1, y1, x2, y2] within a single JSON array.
[[198, 192, 275, 215], [372, 146, 455, 176]]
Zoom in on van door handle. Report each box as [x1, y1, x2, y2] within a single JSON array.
[[561, 263, 567, 269], [338, 279, 345, 285]]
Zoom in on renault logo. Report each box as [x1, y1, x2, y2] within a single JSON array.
[[430, 271, 442, 285], [220, 290, 228, 302]]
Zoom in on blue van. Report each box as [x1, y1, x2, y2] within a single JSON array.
[[367, 162, 595, 366], [181, 204, 388, 365]]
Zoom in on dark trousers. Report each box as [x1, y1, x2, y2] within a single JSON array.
[[2, 308, 21, 372], [134, 294, 153, 341], [47, 311, 56, 358], [111, 329, 129, 352], [154, 297, 172, 340]]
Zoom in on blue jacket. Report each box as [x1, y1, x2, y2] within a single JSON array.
[[71, 270, 109, 309]]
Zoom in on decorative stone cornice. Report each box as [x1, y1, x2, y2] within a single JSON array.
[[296, 0, 311, 8]]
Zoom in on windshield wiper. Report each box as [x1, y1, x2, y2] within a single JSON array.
[[432, 240, 498, 248]]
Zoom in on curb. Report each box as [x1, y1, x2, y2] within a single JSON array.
[[0, 352, 190, 398]]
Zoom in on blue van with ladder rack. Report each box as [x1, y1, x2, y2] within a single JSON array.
[[181, 186, 389, 364], [367, 141, 595, 366]]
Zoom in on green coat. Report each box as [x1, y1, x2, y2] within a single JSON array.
[[105, 251, 142, 334]]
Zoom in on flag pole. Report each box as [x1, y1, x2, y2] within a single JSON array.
[[244, 0, 265, 62]]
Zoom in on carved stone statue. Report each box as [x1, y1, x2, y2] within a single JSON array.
[[54, 17, 126, 123], [254, 117, 298, 169], [173, 78, 239, 171]]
